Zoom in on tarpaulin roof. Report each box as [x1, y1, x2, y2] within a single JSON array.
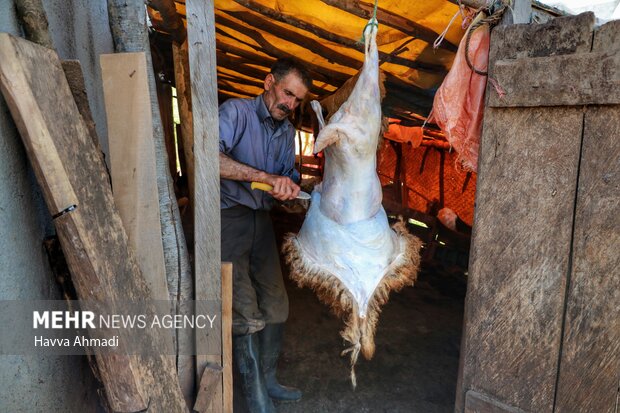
[[148, 0, 472, 123]]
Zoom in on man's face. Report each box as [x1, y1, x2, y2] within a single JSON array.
[[263, 72, 309, 121]]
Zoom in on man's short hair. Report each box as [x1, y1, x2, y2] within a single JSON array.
[[270, 58, 312, 90]]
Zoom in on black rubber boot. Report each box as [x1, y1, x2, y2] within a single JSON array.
[[259, 323, 302, 402], [233, 334, 276, 413]]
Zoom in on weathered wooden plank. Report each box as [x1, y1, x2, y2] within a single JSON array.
[[221, 262, 233, 413], [0, 33, 188, 412], [187, 0, 224, 412], [465, 391, 528, 413], [193, 365, 224, 412], [458, 106, 583, 413], [487, 12, 595, 66], [0, 47, 78, 216], [488, 52, 620, 107], [456, 14, 593, 413], [554, 19, 620, 413], [101, 52, 170, 302]]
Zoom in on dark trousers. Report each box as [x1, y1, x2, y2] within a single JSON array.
[[221, 206, 288, 335]]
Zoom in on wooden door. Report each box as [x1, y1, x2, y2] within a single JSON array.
[[456, 13, 620, 413]]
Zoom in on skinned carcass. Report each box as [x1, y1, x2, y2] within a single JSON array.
[[283, 18, 422, 386]]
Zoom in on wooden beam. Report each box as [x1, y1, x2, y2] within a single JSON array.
[[217, 81, 257, 98], [186, 2, 224, 413], [216, 51, 333, 95], [223, 9, 445, 74], [217, 71, 266, 89], [320, 0, 458, 52], [216, 42, 434, 109], [488, 52, 620, 107], [216, 38, 276, 69], [148, 0, 186, 43], [230, 0, 437, 72], [222, 9, 363, 68], [218, 90, 251, 102], [215, 14, 350, 86]]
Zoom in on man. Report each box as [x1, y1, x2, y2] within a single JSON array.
[[219, 58, 311, 413]]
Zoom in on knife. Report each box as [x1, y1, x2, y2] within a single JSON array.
[[251, 182, 311, 200]]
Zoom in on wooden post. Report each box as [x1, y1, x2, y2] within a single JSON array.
[[186, 1, 223, 412], [221, 262, 234, 413], [14, 0, 55, 50], [173, 39, 195, 211], [194, 262, 233, 412]]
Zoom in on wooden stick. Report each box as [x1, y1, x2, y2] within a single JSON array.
[[14, 0, 55, 50], [320, 0, 458, 52]]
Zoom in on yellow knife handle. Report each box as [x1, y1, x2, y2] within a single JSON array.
[[251, 182, 274, 192]]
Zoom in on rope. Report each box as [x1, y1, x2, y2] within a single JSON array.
[[464, 0, 510, 75], [360, 0, 379, 43], [433, 8, 461, 50]]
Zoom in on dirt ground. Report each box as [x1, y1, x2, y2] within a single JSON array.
[[234, 210, 466, 413]]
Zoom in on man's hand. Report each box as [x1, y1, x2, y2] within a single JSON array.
[[219, 153, 300, 201], [267, 175, 300, 201]]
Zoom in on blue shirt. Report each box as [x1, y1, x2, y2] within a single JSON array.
[[219, 94, 299, 210]]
